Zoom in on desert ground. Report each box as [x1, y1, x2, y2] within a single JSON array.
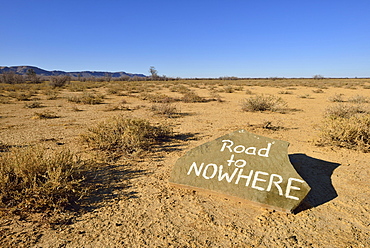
[[0, 78, 369, 247]]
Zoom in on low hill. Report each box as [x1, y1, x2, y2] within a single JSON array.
[[0, 66, 146, 78]]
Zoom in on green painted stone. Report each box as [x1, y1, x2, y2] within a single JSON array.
[[169, 130, 310, 212]]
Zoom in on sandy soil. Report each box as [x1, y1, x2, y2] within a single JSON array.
[[0, 81, 369, 247]]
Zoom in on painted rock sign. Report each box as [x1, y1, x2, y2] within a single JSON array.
[[169, 130, 311, 213]]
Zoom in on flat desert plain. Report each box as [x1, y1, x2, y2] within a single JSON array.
[[0, 79, 369, 247]]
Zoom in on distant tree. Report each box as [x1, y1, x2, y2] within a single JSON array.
[[26, 68, 42, 83], [49, 75, 71, 88], [313, 75, 324, 79], [149, 66, 159, 80], [104, 73, 112, 82]]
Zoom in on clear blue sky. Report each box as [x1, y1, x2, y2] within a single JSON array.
[[1, 0, 369, 78]]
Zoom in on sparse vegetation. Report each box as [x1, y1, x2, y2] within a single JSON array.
[[318, 114, 370, 152], [33, 110, 60, 119], [278, 90, 293, 94], [348, 94, 369, 104], [67, 92, 105, 104], [328, 93, 345, 102], [9, 91, 33, 101], [0, 146, 90, 214], [49, 76, 71, 88], [245, 89, 254, 95], [24, 101, 43, 108], [312, 89, 324, 93], [181, 91, 205, 103], [150, 103, 179, 117], [297, 94, 313, 99], [81, 116, 172, 158], [140, 93, 175, 103], [324, 103, 367, 119], [241, 95, 287, 112], [224, 86, 234, 93]]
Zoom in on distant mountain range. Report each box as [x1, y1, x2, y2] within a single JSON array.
[[0, 66, 147, 78]]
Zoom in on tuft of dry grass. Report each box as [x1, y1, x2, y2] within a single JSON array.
[[324, 103, 367, 119], [150, 103, 179, 117], [241, 95, 287, 112], [348, 94, 369, 104], [169, 85, 191, 94], [33, 110, 60, 119], [278, 90, 293, 95], [67, 92, 105, 104], [181, 91, 205, 103], [318, 114, 370, 152], [328, 93, 345, 102], [312, 89, 324, 93], [245, 89, 254, 95], [223, 86, 234, 93], [9, 92, 34, 101], [81, 116, 172, 158], [0, 146, 90, 214], [24, 101, 43, 108], [140, 93, 175, 103]]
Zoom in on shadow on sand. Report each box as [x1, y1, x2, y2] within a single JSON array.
[[289, 154, 341, 213], [78, 164, 147, 212]]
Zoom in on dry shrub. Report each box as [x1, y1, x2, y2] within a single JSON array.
[[318, 114, 370, 152], [278, 90, 293, 94], [9, 91, 33, 101], [297, 94, 313, 99], [140, 93, 175, 103], [24, 101, 43, 108], [348, 94, 369, 104], [328, 93, 345, 102], [68, 82, 87, 92], [0, 96, 11, 104], [33, 110, 60, 119], [49, 76, 70, 88], [104, 103, 130, 111], [224, 86, 234, 93], [105, 84, 125, 95], [209, 91, 223, 102], [181, 91, 205, 103], [67, 92, 104, 104], [43, 88, 60, 100], [81, 116, 172, 158], [245, 89, 254, 95], [150, 103, 179, 117], [324, 103, 367, 119], [312, 89, 324, 93], [0, 141, 10, 152], [0, 146, 90, 213], [169, 85, 191, 93], [241, 95, 287, 112]]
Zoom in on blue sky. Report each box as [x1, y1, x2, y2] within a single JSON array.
[[1, 0, 369, 78]]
